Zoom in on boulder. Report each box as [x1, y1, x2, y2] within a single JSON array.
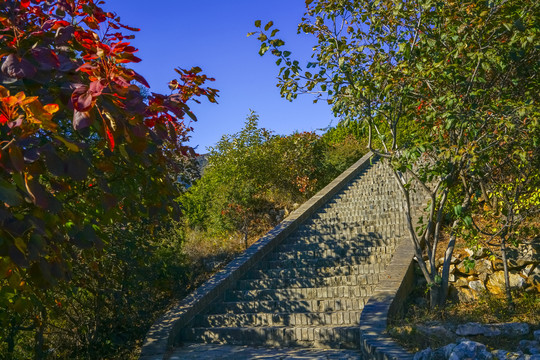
[[469, 279, 487, 292], [449, 340, 493, 360], [442, 343, 457, 358], [486, 271, 526, 295], [534, 329, 540, 342], [414, 347, 433, 360], [456, 287, 478, 302], [456, 322, 501, 337], [417, 324, 455, 339], [476, 259, 494, 274], [519, 340, 540, 355], [455, 277, 469, 287], [495, 322, 530, 336], [479, 272, 489, 283]]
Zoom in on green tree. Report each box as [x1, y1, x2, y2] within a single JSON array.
[[252, 0, 539, 307], [182, 112, 334, 247]]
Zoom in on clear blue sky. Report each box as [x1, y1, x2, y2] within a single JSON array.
[[106, 0, 338, 152]]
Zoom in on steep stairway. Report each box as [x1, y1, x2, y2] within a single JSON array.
[[179, 158, 418, 350]]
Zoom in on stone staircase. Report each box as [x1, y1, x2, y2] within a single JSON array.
[[177, 158, 420, 351]]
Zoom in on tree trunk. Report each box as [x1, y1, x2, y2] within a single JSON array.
[[500, 236, 515, 308], [439, 236, 456, 307]]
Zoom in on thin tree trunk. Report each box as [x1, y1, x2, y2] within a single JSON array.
[[501, 236, 514, 308]]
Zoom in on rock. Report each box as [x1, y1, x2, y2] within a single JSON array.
[[534, 330, 540, 342], [479, 272, 489, 283], [456, 322, 501, 337], [449, 340, 493, 360], [519, 340, 540, 355], [442, 343, 457, 358], [486, 271, 527, 295], [414, 347, 433, 360], [456, 287, 478, 302], [455, 277, 469, 287], [496, 322, 530, 336], [469, 279, 487, 292], [417, 324, 455, 339], [476, 259, 494, 274], [456, 322, 484, 336]]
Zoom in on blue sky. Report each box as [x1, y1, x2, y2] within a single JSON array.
[[106, 0, 338, 152]]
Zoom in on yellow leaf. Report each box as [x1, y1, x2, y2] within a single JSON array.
[[19, 96, 38, 106], [0, 85, 9, 97], [43, 104, 59, 114], [14, 92, 25, 102]]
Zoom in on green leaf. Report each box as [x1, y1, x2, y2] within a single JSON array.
[[254, 20, 261, 28], [0, 179, 23, 207], [454, 205, 463, 216]]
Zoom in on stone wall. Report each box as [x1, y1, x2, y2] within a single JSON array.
[[438, 243, 540, 302]]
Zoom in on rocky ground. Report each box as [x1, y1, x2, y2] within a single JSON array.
[[412, 324, 540, 360]]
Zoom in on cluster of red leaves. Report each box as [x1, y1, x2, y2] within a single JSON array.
[[0, 0, 217, 287]]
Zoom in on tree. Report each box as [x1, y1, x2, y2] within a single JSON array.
[[251, 0, 539, 307], [182, 112, 337, 247], [0, 0, 217, 357]]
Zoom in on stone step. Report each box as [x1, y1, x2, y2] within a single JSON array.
[[181, 326, 361, 349], [237, 273, 381, 290], [281, 233, 402, 245], [194, 310, 363, 328], [276, 237, 400, 253], [208, 297, 369, 315], [226, 284, 377, 302], [259, 253, 393, 270], [267, 245, 396, 261], [248, 262, 387, 280], [301, 214, 407, 226]]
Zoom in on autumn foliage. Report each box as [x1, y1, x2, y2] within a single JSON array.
[[0, 0, 216, 357]]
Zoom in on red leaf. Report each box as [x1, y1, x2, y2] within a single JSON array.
[[21, 0, 30, 8], [106, 126, 115, 151], [89, 79, 106, 96], [118, 23, 140, 32], [128, 69, 150, 88]]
